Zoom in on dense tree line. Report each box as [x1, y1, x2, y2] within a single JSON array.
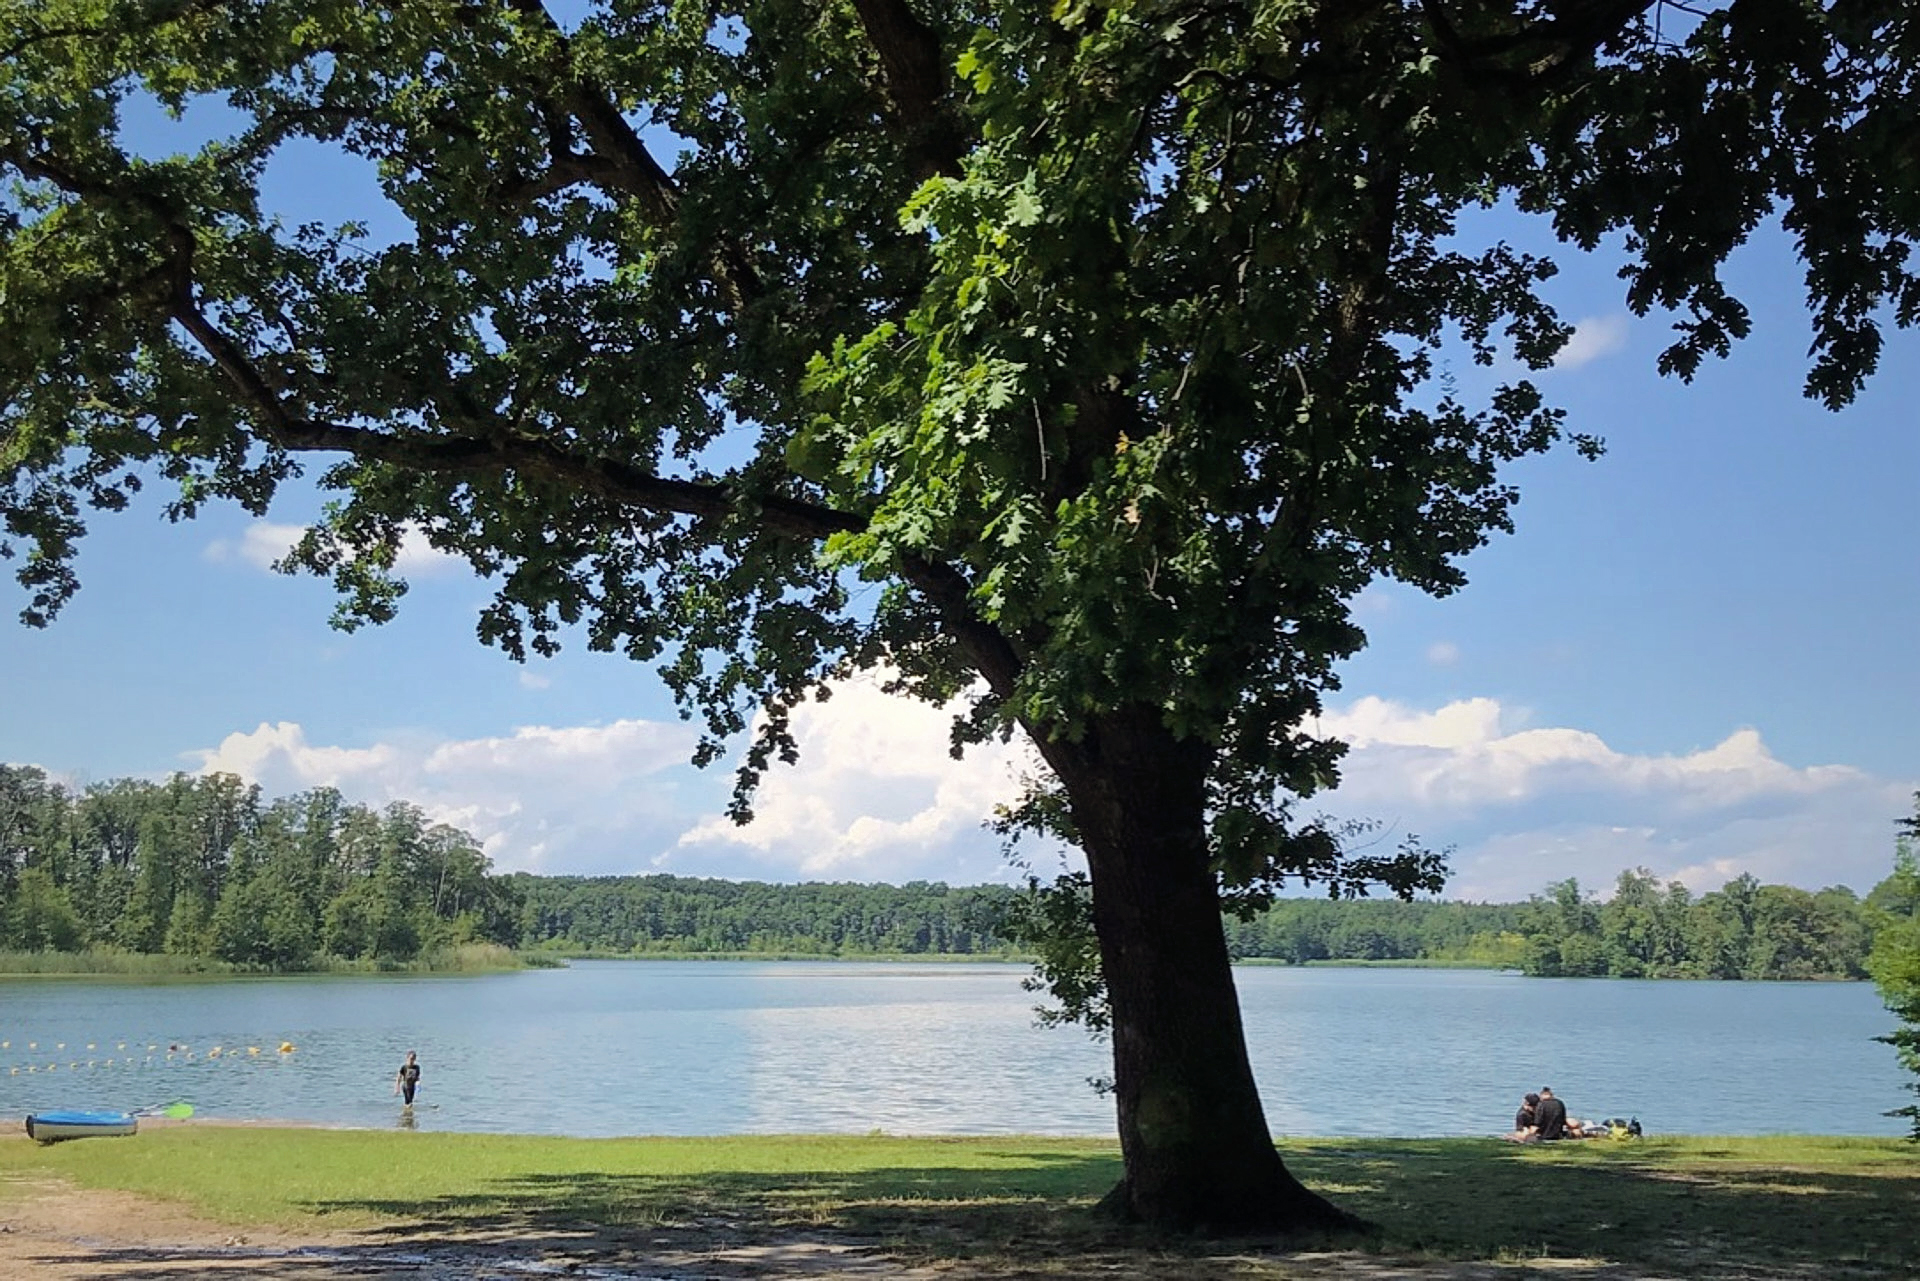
[[518, 868, 1881, 981], [0, 762, 1897, 981], [1222, 898, 1533, 967], [511, 874, 1017, 956], [1520, 870, 1875, 980], [0, 765, 519, 966]]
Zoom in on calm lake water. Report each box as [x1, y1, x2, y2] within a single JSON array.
[[0, 962, 1907, 1138]]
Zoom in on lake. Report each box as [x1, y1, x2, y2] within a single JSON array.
[[0, 962, 1907, 1138]]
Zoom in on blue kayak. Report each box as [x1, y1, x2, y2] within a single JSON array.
[[25, 1109, 138, 1142]]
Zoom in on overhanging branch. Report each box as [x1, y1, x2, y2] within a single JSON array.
[[160, 228, 1027, 695]]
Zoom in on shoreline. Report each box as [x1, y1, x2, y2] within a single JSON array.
[[7, 1117, 1906, 1142], [0, 953, 1877, 981]]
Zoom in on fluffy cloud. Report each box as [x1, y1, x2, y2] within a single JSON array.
[[1552, 314, 1630, 370], [675, 675, 1041, 884], [183, 688, 1912, 900], [1309, 696, 1912, 900], [191, 717, 703, 875], [188, 683, 1041, 885]]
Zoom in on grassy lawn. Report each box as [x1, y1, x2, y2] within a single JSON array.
[[1, 1129, 1914, 1277]]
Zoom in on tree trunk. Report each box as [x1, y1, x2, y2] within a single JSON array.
[[1040, 709, 1364, 1234]]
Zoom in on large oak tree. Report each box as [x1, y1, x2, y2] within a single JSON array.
[[4, 0, 1916, 1231]]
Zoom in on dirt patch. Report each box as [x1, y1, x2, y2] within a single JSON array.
[[0, 1174, 1690, 1281]]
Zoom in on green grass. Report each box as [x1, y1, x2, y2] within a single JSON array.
[[1, 1130, 1914, 1277], [1281, 1136, 1918, 1274]]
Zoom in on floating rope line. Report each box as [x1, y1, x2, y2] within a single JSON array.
[[2, 1037, 297, 1074]]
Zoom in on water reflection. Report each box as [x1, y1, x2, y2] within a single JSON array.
[[0, 962, 1903, 1138]]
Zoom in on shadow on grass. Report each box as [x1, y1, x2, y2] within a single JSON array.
[[27, 1141, 1918, 1279], [315, 1153, 1153, 1271], [1283, 1139, 1920, 1278], [286, 1139, 1919, 1279]]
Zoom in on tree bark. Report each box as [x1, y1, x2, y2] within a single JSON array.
[[1041, 709, 1365, 1234]]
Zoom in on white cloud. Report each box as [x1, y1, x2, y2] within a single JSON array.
[[203, 521, 307, 570], [1553, 314, 1630, 370], [203, 520, 465, 578], [181, 690, 1912, 901], [518, 671, 552, 691], [1310, 696, 1912, 901], [190, 717, 702, 875], [676, 674, 1041, 884], [1425, 640, 1461, 666]]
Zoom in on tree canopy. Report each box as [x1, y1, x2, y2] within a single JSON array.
[[6, 0, 1919, 1231], [0, 764, 521, 966]]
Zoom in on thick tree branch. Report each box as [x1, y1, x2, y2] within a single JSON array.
[[501, 0, 760, 311], [158, 225, 1025, 694], [848, 0, 967, 179]]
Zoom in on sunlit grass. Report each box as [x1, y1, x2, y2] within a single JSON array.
[[0, 1129, 1115, 1231]]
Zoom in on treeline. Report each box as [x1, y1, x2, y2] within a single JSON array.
[[510, 869, 1883, 981], [1522, 869, 1877, 980], [0, 766, 519, 967], [1222, 898, 1533, 967], [512, 874, 1017, 955], [0, 764, 1898, 979], [1219, 871, 1884, 980]]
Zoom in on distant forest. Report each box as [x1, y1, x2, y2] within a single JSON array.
[[0, 766, 1897, 979]]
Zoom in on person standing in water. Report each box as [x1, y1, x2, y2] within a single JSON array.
[[394, 1050, 422, 1106]]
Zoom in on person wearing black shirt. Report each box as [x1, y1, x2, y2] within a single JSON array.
[[395, 1050, 422, 1105], [1534, 1086, 1569, 1140], [1515, 1092, 1540, 1133]]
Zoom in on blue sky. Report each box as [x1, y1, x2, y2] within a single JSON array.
[[5, 79, 1917, 902]]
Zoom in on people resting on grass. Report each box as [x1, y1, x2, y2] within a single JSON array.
[[1507, 1092, 1540, 1141], [1503, 1086, 1603, 1141], [1531, 1086, 1590, 1139]]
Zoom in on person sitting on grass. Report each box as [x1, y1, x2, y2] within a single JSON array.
[[1504, 1092, 1541, 1141], [1534, 1086, 1581, 1140]]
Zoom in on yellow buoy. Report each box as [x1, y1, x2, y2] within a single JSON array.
[[279, 1042, 295, 1054]]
